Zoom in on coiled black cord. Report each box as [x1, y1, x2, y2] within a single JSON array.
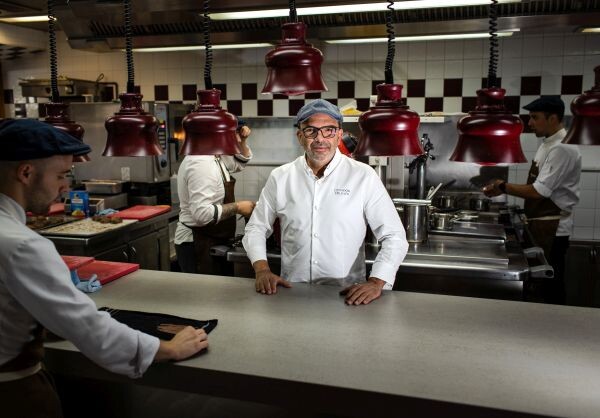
[[203, 0, 213, 89], [124, 0, 135, 93], [289, 0, 298, 22], [487, 0, 499, 87], [47, 0, 60, 102], [384, 0, 395, 84]]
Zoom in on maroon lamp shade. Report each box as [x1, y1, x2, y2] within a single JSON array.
[[563, 65, 600, 146], [262, 22, 327, 96], [450, 87, 526, 164], [44, 102, 90, 162], [103, 92, 163, 157], [180, 89, 241, 156], [355, 83, 423, 156]]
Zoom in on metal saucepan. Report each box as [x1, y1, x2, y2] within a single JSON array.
[[394, 199, 431, 243], [430, 212, 456, 231], [469, 197, 491, 212], [434, 195, 457, 210]]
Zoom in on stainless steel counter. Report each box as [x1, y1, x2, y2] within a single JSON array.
[[45, 270, 600, 418]]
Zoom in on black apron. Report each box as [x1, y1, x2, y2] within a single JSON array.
[[191, 157, 236, 275], [523, 161, 561, 259], [0, 326, 63, 418]]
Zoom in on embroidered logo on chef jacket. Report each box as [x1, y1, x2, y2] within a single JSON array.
[[334, 188, 350, 196]]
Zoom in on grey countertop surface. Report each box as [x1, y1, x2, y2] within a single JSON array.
[[45, 270, 600, 417]]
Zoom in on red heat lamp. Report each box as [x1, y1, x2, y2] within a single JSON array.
[[563, 65, 600, 146], [262, 22, 327, 96], [44, 102, 90, 162], [180, 89, 240, 156], [103, 92, 162, 157], [450, 87, 526, 164], [354, 83, 423, 156]]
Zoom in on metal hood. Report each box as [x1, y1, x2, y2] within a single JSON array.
[[2, 1, 600, 52]]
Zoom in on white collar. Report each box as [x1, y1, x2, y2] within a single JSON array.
[[542, 128, 567, 145], [302, 148, 342, 179], [0, 193, 26, 225]]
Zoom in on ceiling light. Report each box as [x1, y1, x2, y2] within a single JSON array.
[[0, 15, 49, 23], [579, 27, 600, 33], [210, 0, 520, 20], [131, 43, 272, 52], [327, 31, 517, 44]]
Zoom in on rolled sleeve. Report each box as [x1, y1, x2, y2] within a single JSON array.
[[243, 174, 277, 265]]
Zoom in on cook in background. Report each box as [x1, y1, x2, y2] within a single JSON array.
[[483, 96, 581, 304], [175, 120, 255, 275], [0, 119, 208, 418], [243, 99, 408, 305]]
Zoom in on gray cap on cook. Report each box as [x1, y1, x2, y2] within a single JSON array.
[[294, 99, 343, 127], [0, 118, 91, 161]]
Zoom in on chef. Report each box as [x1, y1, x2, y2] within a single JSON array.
[[0, 119, 208, 418], [175, 121, 255, 275], [483, 96, 581, 304], [243, 100, 408, 305]]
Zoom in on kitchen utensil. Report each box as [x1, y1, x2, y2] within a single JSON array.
[[430, 212, 456, 231], [393, 199, 431, 243], [470, 197, 491, 212], [426, 182, 443, 201], [77, 260, 139, 285], [110, 205, 171, 221], [434, 195, 456, 209]]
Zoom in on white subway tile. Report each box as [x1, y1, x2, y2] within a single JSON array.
[[574, 208, 596, 227], [372, 43, 388, 62], [585, 34, 600, 55], [408, 61, 426, 79], [540, 76, 561, 95], [580, 172, 598, 190], [425, 78, 443, 97], [523, 36, 544, 57], [500, 58, 522, 77], [240, 66, 258, 83], [355, 63, 372, 81], [462, 78, 481, 96], [321, 44, 338, 62], [543, 35, 565, 57], [577, 190, 597, 209], [426, 41, 444, 60], [463, 59, 484, 78], [355, 44, 373, 63], [406, 97, 425, 114], [572, 227, 594, 240], [338, 65, 357, 81], [425, 60, 444, 78], [355, 80, 372, 98], [393, 61, 409, 79], [563, 55, 585, 75], [408, 42, 427, 61], [371, 63, 385, 80], [444, 41, 464, 60], [321, 82, 338, 99], [503, 38, 523, 58], [322, 64, 338, 82], [444, 60, 463, 78], [521, 57, 542, 76], [241, 100, 257, 117], [594, 228, 600, 240], [502, 76, 521, 96], [273, 100, 288, 117], [463, 40, 484, 60], [443, 97, 462, 113], [337, 45, 356, 63]]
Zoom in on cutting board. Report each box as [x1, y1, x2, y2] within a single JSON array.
[[40, 218, 137, 237], [111, 205, 171, 221], [61, 255, 95, 271], [76, 260, 139, 285]]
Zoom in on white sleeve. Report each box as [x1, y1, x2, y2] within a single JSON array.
[[185, 159, 223, 226], [222, 150, 253, 174], [242, 173, 278, 265], [533, 146, 579, 198], [363, 173, 408, 287], [4, 237, 159, 378]]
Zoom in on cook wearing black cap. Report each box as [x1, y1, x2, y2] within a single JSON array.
[[483, 96, 581, 304], [0, 119, 208, 418]]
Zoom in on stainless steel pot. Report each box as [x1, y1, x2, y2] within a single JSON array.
[[430, 212, 455, 231], [402, 204, 429, 243], [434, 195, 456, 209], [470, 197, 490, 212]]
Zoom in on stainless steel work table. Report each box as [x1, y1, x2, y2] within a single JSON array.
[[45, 270, 600, 417]]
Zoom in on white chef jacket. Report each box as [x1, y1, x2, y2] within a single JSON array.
[[0, 193, 159, 378], [243, 150, 408, 288], [175, 153, 252, 245], [531, 128, 581, 236]]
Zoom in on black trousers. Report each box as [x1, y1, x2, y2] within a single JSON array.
[[175, 242, 197, 273], [1, 369, 63, 418], [545, 236, 570, 305]]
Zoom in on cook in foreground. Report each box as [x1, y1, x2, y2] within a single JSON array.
[[483, 96, 581, 304], [243, 100, 409, 305], [0, 119, 208, 418]]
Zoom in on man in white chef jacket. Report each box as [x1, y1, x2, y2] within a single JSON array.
[[243, 99, 408, 305], [0, 119, 208, 418], [483, 96, 581, 304]]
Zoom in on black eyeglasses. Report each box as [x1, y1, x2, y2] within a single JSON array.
[[301, 125, 340, 140]]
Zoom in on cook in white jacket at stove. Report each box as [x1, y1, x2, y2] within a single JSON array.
[[243, 99, 408, 305]]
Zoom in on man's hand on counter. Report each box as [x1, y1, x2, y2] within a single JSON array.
[[340, 277, 386, 305], [154, 326, 208, 362], [253, 260, 292, 295]]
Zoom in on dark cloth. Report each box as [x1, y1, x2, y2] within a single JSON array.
[[175, 242, 197, 273], [99, 307, 218, 340], [0, 119, 90, 161], [0, 369, 63, 418], [524, 160, 564, 305], [0, 326, 44, 372]]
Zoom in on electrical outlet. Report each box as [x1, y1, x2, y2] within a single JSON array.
[[121, 167, 131, 181]]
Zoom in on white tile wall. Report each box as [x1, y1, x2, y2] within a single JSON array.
[[3, 32, 599, 239]]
